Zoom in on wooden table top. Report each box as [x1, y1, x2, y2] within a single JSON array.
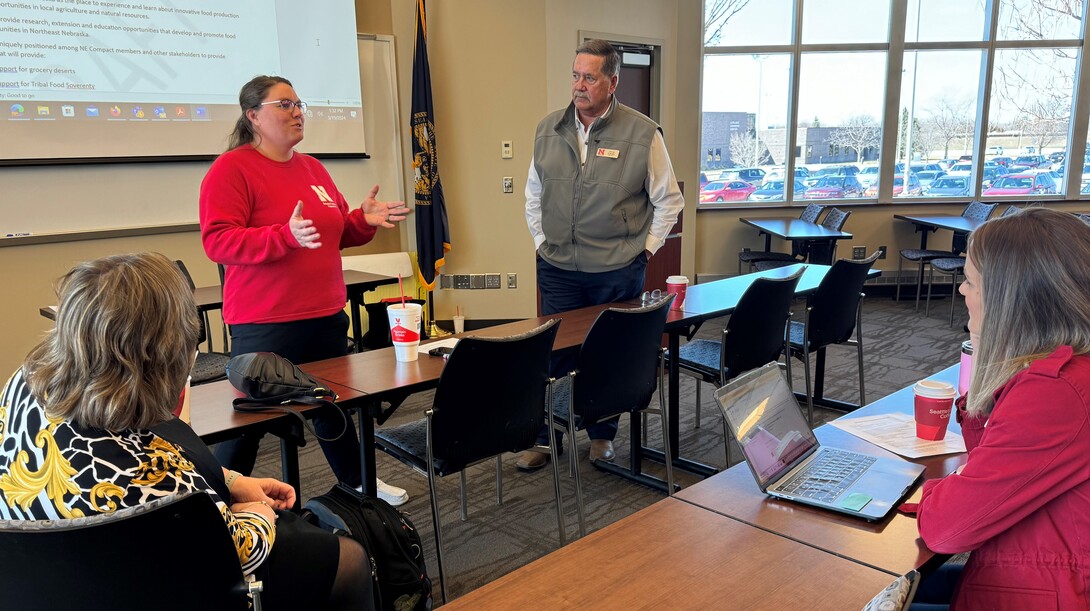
[[441, 497, 895, 610], [675, 364, 966, 576], [893, 214, 983, 234], [741, 217, 853, 240]]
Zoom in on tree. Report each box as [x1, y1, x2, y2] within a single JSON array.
[[921, 95, 974, 159], [829, 115, 881, 163], [728, 132, 758, 168], [704, 0, 754, 45]]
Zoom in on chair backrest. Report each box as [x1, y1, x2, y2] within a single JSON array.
[[175, 260, 207, 345], [799, 203, 825, 224], [1001, 205, 1021, 217], [721, 268, 804, 381], [0, 492, 251, 611], [806, 251, 880, 349], [821, 207, 851, 231], [962, 200, 997, 222], [571, 295, 674, 426], [429, 319, 560, 474]]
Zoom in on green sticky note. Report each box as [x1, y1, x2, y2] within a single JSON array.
[[840, 492, 872, 512]]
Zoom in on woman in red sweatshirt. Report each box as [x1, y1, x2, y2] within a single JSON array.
[[915, 207, 1090, 610], [199, 75, 411, 505]]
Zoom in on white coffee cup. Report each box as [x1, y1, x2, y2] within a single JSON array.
[[452, 314, 465, 334], [387, 303, 422, 362]]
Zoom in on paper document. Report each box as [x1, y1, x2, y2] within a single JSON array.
[[417, 337, 460, 354], [828, 413, 966, 459]]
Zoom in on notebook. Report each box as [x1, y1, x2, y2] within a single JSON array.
[[714, 362, 924, 521]]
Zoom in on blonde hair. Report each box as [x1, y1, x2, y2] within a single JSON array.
[[23, 253, 200, 430], [966, 207, 1090, 416]]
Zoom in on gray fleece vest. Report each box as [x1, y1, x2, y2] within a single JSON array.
[[533, 99, 659, 273]]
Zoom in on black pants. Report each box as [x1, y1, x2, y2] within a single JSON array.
[[534, 253, 648, 445], [215, 311, 363, 488]]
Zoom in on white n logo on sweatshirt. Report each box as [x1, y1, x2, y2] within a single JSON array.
[[310, 185, 337, 207]]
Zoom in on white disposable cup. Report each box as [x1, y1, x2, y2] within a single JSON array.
[[178, 375, 192, 425], [387, 303, 422, 362], [666, 275, 689, 310], [452, 315, 465, 334]]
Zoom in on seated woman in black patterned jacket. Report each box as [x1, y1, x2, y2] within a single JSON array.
[[0, 252, 373, 611]]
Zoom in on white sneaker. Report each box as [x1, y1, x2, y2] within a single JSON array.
[[375, 478, 409, 506]]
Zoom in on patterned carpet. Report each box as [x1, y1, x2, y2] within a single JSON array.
[[248, 291, 969, 604]]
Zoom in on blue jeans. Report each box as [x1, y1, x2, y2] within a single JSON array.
[[535, 253, 648, 445], [214, 311, 363, 488], [909, 562, 964, 611]]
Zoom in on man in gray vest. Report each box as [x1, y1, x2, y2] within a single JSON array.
[[519, 39, 684, 472]]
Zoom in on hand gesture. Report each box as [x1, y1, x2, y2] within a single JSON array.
[[289, 201, 322, 248], [360, 184, 412, 228]]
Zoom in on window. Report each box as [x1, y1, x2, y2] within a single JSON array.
[[701, 0, 1089, 206]]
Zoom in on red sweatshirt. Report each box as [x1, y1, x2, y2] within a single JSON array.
[[918, 346, 1090, 610], [199, 145, 377, 324]]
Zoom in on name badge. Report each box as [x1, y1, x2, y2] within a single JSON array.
[[596, 148, 620, 159]]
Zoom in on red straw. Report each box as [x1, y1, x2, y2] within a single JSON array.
[[397, 273, 406, 307]]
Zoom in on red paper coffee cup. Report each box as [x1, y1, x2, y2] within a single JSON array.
[[666, 275, 688, 311], [913, 380, 956, 440]]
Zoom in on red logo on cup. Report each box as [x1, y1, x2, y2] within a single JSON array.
[[390, 318, 419, 342]]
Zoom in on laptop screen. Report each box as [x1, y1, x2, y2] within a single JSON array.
[[715, 364, 819, 489]]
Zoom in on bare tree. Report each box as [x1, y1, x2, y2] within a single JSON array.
[[705, 0, 754, 45], [921, 95, 975, 159], [829, 115, 881, 163], [728, 132, 757, 168]]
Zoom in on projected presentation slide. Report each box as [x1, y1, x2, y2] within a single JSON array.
[[1, 0, 365, 162]]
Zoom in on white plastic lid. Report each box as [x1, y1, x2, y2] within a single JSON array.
[[666, 275, 689, 285], [913, 379, 956, 399]]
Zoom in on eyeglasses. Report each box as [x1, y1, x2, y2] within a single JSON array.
[[640, 289, 662, 305], [255, 99, 308, 113]]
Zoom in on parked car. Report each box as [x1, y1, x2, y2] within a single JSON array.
[[749, 179, 808, 201], [1049, 151, 1066, 164], [864, 174, 921, 197], [699, 180, 757, 202], [802, 175, 863, 199], [991, 156, 1013, 167], [981, 172, 1058, 196], [1013, 155, 1048, 168], [947, 162, 973, 175], [981, 165, 1010, 189], [720, 167, 766, 187], [986, 145, 1004, 156], [915, 170, 945, 189], [699, 171, 709, 190], [857, 166, 880, 189], [924, 175, 970, 197], [938, 159, 959, 171], [805, 165, 859, 187]]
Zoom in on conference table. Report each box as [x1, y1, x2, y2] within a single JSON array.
[[675, 363, 964, 577], [441, 365, 966, 609], [740, 217, 853, 265]]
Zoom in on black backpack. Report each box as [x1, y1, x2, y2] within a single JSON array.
[[301, 483, 433, 611]]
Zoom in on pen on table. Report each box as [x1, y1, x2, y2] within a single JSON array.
[[5, 232, 31, 237]]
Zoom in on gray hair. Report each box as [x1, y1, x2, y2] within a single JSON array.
[[966, 207, 1090, 416], [23, 253, 200, 430], [576, 39, 620, 78], [226, 75, 293, 151]]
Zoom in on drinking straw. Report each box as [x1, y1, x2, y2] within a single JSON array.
[[397, 273, 406, 307]]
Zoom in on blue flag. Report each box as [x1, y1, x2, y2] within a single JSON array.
[[411, 0, 450, 291]]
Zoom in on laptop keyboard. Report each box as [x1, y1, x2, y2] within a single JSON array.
[[777, 449, 877, 503]]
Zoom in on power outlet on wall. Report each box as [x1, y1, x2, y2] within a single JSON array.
[[852, 246, 867, 260]]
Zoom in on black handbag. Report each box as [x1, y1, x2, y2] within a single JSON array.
[[225, 352, 347, 442]]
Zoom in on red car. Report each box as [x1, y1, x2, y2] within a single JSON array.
[[981, 173, 1057, 196], [802, 176, 864, 199], [699, 180, 756, 202]]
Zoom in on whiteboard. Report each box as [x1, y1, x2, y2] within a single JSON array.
[[0, 34, 402, 241]]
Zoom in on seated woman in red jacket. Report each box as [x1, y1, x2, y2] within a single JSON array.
[[915, 207, 1090, 610]]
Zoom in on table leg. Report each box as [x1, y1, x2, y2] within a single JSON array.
[[763, 232, 772, 252], [913, 229, 930, 304], [279, 437, 302, 511], [357, 407, 378, 498], [349, 291, 364, 351]]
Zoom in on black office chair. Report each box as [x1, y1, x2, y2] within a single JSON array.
[[896, 201, 997, 311], [549, 295, 675, 538], [373, 319, 562, 604], [738, 203, 825, 273], [926, 206, 1020, 325], [175, 261, 231, 385], [787, 252, 880, 424], [0, 492, 262, 611], [752, 207, 851, 271], [669, 269, 804, 467]]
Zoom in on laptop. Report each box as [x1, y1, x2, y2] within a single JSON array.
[[714, 362, 924, 521]]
